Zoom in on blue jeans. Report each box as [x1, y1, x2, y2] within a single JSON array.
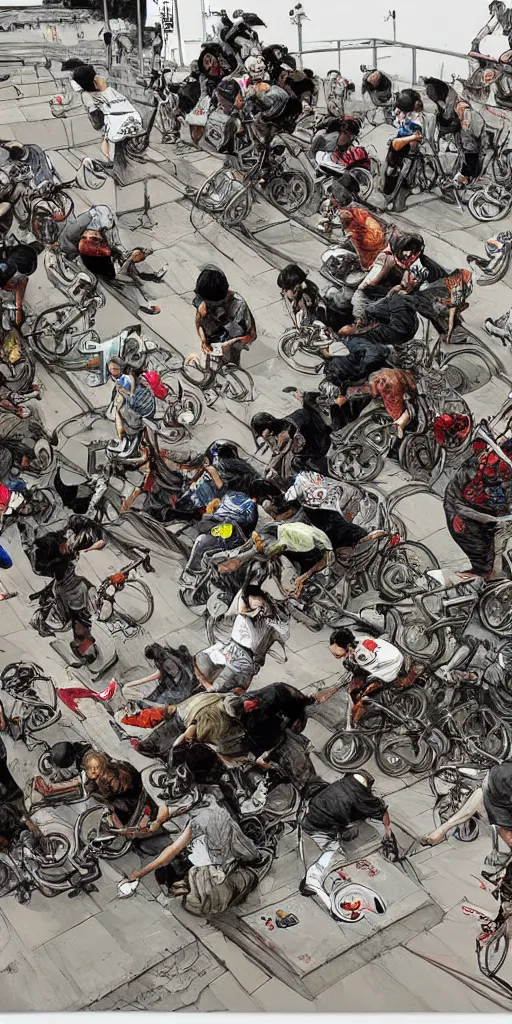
[[0, 544, 13, 569]]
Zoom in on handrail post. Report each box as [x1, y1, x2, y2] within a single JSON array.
[[337, 38, 341, 72], [372, 38, 377, 68], [412, 45, 417, 85]]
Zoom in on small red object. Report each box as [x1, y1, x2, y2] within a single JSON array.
[[362, 639, 378, 652]]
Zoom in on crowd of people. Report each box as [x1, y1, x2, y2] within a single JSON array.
[[0, 15, 511, 936]]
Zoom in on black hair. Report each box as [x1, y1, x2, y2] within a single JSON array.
[[303, 68, 314, 78], [277, 263, 307, 291], [329, 627, 355, 648], [0, 141, 24, 161], [61, 58, 88, 70], [207, 439, 239, 459], [50, 741, 85, 769], [195, 265, 229, 302], [390, 232, 424, 257], [329, 174, 360, 208], [144, 643, 160, 661], [251, 411, 281, 437], [340, 116, 362, 136], [173, 740, 225, 784], [423, 77, 449, 103], [395, 89, 422, 113], [67, 515, 104, 551], [71, 64, 97, 92], [0, 245, 38, 287], [240, 581, 281, 619], [249, 477, 283, 501]]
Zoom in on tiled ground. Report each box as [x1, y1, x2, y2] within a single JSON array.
[[1, 51, 512, 1010]]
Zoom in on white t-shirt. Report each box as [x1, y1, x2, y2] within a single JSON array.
[[352, 636, 404, 683]]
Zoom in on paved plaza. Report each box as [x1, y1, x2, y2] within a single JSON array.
[[1, 48, 512, 1011]]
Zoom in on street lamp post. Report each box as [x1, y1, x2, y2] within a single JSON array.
[[102, 0, 112, 71], [200, 0, 207, 42], [135, 0, 144, 75], [289, 2, 307, 69], [174, 0, 184, 65], [161, 0, 174, 60], [384, 9, 397, 42]]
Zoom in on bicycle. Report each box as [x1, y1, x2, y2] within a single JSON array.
[[31, 547, 156, 642], [0, 662, 60, 749], [0, 828, 98, 903], [96, 547, 156, 638], [474, 861, 512, 979], [181, 347, 255, 405]]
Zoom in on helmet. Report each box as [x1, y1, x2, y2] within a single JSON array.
[[215, 491, 256, 526], [245, 52, 266, 79]]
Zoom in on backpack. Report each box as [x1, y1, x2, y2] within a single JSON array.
[[204, 108, 235, 152]]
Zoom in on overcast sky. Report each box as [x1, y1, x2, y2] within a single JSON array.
[[2, 0, 507, 78]]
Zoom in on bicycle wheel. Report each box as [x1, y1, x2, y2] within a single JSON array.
[[32, 305, 82, 357], [148, 767, 170, 791], [468, 186, 512, 222], [416, 154, 439, 191], [440, 349, 493, 395], [350, 166, 374, 201], [220, 185, 252, 228], [375, 729, 434, 777], [385, 606, 445, 663], [478, 925, 509, 978], [476, 248, 512, 286], [378, 541, 439, 601], [181, 358, 213, 389], [161, 377, 203, 429], [459, 706, 511, 761], [492, 148, 512, 185], [328, 442, 385, 484], [1, 662, 44, 688], [277, 328, 324, 375], [37, 832, 72, 868], [479, 582, 512, 636], [381, 685, 428, 721], [113, 579, 154, 626], [398, 433, 445, 483], [220, 365, 255, 402], [26, 703, 61, 733], [77, 806, 131, 860], [0, 861, 18, 898], [266, 170, 311, 213], [323, 730, 373, 770]]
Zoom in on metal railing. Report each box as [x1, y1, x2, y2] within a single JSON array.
[[291, 36, 471, 85]]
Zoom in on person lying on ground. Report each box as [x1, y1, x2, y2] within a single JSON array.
[[329, 627, 423, 721]]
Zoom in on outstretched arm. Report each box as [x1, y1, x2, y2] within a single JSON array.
[[128, 824, 192, 880]]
